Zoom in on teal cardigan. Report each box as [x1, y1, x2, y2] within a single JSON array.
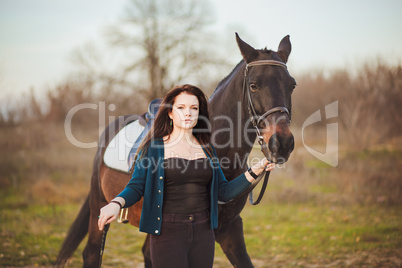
[[117, 138, 251, 235]]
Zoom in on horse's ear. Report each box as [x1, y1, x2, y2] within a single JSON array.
[[277, 35, 291, 63], [236, 33, 259, 63]]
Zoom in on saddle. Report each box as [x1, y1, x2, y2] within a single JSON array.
[[103, 99, 162, 173]]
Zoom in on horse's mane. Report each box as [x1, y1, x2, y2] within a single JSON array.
[[210, 48, 274, 100], [212, 60, 244, 96]]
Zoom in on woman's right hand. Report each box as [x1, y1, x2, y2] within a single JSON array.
[[98, 202, 120, 231]]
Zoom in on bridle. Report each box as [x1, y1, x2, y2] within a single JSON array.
[[242, 59, 290, 205], [243, 59, 290, 157]]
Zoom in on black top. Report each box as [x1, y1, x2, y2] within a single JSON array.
[[162, 157, 212, 214]]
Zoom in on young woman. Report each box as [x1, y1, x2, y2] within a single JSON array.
[[98, 84, 275, 268]]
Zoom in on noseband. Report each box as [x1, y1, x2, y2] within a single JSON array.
[[243, 60, 290, 159], [242, 59, 290, 205]]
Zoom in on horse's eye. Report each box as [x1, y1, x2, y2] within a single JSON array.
[[249, 83, 258, 92]]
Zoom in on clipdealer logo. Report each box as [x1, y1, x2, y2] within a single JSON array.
[[64, 101, 339, 168], [302, 101, 338, 167]]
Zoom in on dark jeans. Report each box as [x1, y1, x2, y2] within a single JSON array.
[[150, 210, 215, 268]]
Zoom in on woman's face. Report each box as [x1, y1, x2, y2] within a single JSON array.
[[168, 92, 199, 130]]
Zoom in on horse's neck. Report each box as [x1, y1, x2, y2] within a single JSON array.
[[209, 68, 257, 175]]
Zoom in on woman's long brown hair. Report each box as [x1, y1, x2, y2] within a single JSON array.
[[136, 84, 213, 160]]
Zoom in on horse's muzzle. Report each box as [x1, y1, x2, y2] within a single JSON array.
[[268, 132, 294, 164]]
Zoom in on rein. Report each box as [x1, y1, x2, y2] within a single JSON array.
[[243, 59, 289, 205], [98, 223, 109, 268]]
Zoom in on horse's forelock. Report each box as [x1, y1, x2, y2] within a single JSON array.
[[262, 47, 274, 54]]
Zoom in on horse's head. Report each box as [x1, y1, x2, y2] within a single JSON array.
[[236, 33, 296, 164]]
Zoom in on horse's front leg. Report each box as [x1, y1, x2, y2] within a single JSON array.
[[214, 215, 254, 268], [142, 234, 152, 268], [82, 213, 103, 267], [82, 191, 109, 268]]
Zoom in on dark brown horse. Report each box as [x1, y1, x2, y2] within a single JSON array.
[[57, 33, 296, 267]]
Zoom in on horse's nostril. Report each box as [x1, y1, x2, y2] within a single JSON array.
[[287, 135, 295, 154], [268, 134, 280, 153], [288, 137, 295, 151]]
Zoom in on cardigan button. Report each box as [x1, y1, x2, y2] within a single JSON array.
[[159, 176, 163, 180], [155, 230, 159, 234], [157, 217, 160, 221], [158, 190, 161, 194]]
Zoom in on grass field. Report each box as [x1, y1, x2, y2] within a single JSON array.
[[1, 187, 401, 267]]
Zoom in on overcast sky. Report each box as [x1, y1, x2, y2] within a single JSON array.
[[1, 0, 401, 99]]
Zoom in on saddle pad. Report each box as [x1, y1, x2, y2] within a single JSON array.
[[103, 120, 145, 172]]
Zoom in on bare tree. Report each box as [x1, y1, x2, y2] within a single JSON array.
[[105, 0, 224, 100]]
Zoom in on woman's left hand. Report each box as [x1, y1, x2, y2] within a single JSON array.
[[250, 158, 275, 177]]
